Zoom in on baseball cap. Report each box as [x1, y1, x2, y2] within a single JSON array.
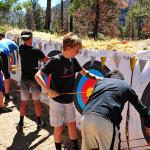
[[21, 31, 32, 39], [0, 33, 4, 37]]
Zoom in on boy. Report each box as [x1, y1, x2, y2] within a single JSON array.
[[35, 32, 102, 150], [81, 70, 150, 150], [17, 31, 49, 131], [0, 33, 11, 103]]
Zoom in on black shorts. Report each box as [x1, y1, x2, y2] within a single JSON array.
[[1, 53, 10, 79]]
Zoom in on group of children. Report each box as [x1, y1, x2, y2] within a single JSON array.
[[0, 31, 101, 150]]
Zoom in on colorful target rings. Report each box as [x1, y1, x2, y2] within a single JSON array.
[[74, 60, 110, 114]]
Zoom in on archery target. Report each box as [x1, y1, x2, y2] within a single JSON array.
[[74, 60, 110, 114]]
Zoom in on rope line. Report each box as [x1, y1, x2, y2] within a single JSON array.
[[120, 144, 150, 150], [121, 136, 150, 142]]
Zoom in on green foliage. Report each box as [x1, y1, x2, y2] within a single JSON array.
[[10, 2, 25, 28], [23, 0, 32, 9], [0, 0, 18, 12], [97, 33, 111, 41], [33, 3, 45, 31], [68, 0, 81, 15], [124, 0, 150, 39], [0, 25, 10, 33], [0, 26, 6, 33]]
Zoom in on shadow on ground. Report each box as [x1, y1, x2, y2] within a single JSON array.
[[7, 130, 50, 150], [9, 79, 81, 150]]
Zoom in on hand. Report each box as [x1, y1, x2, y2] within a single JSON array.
[[96, 77, 103, 82], [47, 89, 60, 98]]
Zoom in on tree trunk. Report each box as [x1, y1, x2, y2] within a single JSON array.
[[137, 17, 142, 38], [93, 0, 100, 40], [28, 6, 36, 31], [70, 0, 73, 32], [60, 0, 63, 31], [44, 0, 51, 30]]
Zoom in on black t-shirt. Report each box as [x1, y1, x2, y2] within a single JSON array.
[[19, 45, 45, 80], [83, 78, 148, 127], [41, 54, 82, 104]]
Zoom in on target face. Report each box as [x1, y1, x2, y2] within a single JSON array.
[[74, 60, 110, 114], [141, 82, 150, 144]]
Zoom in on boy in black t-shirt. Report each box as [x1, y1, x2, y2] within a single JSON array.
[[17, 31, 49, 131], [35, 32, 102, 150]]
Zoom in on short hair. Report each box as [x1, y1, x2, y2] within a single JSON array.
[[0, 33, 5, 38], [63, 32, 82, 50], [21, 31, 32, 41], [106, 69, 124, 80]]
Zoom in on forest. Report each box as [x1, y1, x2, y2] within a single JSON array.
[[0, 0, 150, 40]]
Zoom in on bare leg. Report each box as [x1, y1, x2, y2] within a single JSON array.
[[0, 92, 5, 108], [54, 126, 64, 143], [4, 79, 10, 96], [20, 100, 27, 116], [68, 122, 78, 140], [34, 100, 42, 117]]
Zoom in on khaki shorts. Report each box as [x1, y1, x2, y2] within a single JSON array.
[[81, 113, 120, 150], [49, 100, 76, 127], [21, 79, 41, 101]]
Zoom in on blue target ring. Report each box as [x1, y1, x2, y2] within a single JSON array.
[[74, 60, 110, 114], [76, 69, 103, 110]]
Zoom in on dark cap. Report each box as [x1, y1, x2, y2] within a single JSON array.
[[0, 33, 4, 37], [106, 69, 124, 80], [21, 31, 32, 40]]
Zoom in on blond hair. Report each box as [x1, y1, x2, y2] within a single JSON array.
[[63, 32, 82, 50]]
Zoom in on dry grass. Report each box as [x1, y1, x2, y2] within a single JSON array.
[[82, 38, 141, 54], [6, 28, 150, 54]]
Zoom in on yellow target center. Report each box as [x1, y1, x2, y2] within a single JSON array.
[[86, 88, 93, 97]]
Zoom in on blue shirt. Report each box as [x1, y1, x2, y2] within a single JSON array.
[[0, 39, 18, 53], [0, 42, 10, 55]]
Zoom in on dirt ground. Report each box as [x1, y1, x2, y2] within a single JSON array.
[[0, 79, 81, 150]]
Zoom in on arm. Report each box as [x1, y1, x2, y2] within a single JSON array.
[[128, 88, 150, 127], [80, 68, 103, 81], [35, 70, 59, 98]]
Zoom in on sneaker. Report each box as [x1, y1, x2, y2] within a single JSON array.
[[4, 97, 10, 105], [0, 107, 10, 113], [16, 122, 24, 132], [37, 122, 43, 130]]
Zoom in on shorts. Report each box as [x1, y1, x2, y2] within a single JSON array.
[[49, 100, 76, 127], [81, 113, 120, 150], [1, 53, 10, 79], [0, 73, 3, 91], [21, 78, 41, 101]]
